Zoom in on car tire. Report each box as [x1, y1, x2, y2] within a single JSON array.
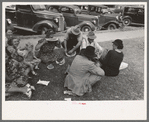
[[41, 27, 49, 35], [123, 18, 131, 26], [107, 23, 117, 30], [81, 25, 92, 32]]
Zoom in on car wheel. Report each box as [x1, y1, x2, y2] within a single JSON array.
[[41, 27, 48, 35], [123, 18, 131, 26], [107, 23, 117, 30], [81, 25, 92, 32]]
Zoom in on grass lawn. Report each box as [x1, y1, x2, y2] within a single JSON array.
[[6, 37, 144, 101]]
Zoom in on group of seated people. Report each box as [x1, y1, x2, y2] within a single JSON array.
[[5, 25, 126, 98]]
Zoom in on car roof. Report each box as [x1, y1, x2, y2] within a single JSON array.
[[88, 5, 108, 8], [124, 5, 144, 9], [49, 5, 80, 10]]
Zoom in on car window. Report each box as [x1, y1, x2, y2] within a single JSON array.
[[61, 7, 70, 13], [90, 6, 96, 12], [48, 7, 59, 13], [127, 7, 137, 13], [32, 5, 47, 11], [69, 8, 74, 13], [138, 8, 144, 15], [17, 5, 31, 11], [80, 5, 88, 10]]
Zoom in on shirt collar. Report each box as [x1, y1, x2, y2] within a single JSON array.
[[115, 49, 122, 53]]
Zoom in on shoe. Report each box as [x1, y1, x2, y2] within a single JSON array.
[[26, 84, 35, 91], [25, 88, 32, 99], [32, 71, 37, 75], [57, 59, 65, 66], [56, 59, 65, 66], [47, 64, 54, 69], [30, 86, 35, 91], [34, 65, 39, 70], [63, 90, 76, 96]]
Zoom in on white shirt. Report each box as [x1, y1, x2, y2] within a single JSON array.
[[80, 37, 104, 58]]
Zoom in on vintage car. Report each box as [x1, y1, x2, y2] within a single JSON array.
[[5, 5, 66, 34], [77, 5, 120, 30], [78, 5, 114, 15], [122, 6, 144, 26], [46, 5, 99, 32]]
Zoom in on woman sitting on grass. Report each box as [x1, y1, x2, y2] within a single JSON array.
[[35, 30, 65, 69], [18, 42, 41, 75], [99, 39, 124, 76], [5, 49, 35, 98]]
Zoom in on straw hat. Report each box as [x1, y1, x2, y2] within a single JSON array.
[[87, 31, 96, 39], [71, 26, 81, 35]]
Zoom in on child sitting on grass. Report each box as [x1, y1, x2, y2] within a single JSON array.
[[23, 42, 41, 75], [16, 54, 37, 76], [18, 42, 41, 75]]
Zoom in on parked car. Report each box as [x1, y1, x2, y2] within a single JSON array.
[[46, 5, 120, 31], [83, 5, 114, 15], [78, 5, 120, 30], [5, 5, 66, 34], [122, 6, 144, 26], [46, 5, 98, 32]]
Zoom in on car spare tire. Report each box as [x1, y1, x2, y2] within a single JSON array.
[[123, 18, 131, 26], [81, 25, 92, 32]]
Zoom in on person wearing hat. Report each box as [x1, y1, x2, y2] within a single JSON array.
[[64, 46, 105, 96], [80, 31, 104, 59], [35, 29, 65, 69], [62, 25, 83, 57], [100, 39, 124, 76]]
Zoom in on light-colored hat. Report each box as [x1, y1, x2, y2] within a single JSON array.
[[45, 37, 59, 42], [71, 26, 81, 35], [87, 31, 96, 39]]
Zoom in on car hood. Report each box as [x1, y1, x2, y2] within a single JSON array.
[[76, 13, 98, 19], [34, 10, 63, 18], [102, 13, 119, 17]]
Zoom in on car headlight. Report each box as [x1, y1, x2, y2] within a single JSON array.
[[7, 19, 11, 24], [54, 18, 59, 23], [92, 19, 96, 24]]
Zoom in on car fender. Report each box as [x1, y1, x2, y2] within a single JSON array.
[[102, 20, 120, 28], [32, 20, 58, 32], [78, 21, 96, 31]]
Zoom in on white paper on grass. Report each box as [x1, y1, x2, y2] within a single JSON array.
[[37, 79, 50, 86], [119, 62, 128, 70], [64, 98, 71, 101]]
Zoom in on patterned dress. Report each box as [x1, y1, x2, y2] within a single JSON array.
[[36, 39, 64, 63]]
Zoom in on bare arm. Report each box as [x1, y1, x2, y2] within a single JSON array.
[[68, 33, 83, 53], [35, 39, 47, 51]]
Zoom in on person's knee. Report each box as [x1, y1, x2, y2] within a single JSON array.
[[100, 70, 105, 76]]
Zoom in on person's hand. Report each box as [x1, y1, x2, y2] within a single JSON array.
[[43, 38, 48, 43], [95, 61, 101, 67], [67, 50, 74, 55], [64, 48, 67, 54]]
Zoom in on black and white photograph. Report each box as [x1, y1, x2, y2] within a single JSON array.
[[2, 1, 147, 120]]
